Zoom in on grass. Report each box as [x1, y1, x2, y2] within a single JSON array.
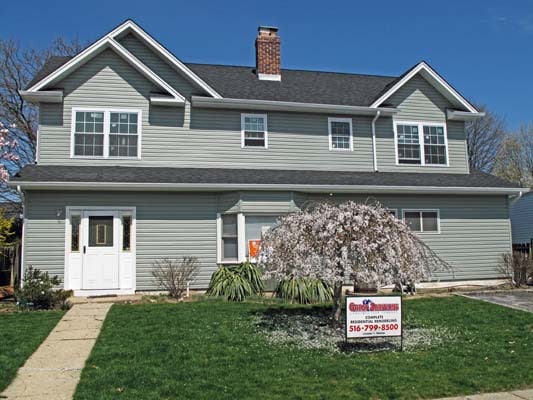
[[0, 307, 64, 391], [74, 296, 533, 400]]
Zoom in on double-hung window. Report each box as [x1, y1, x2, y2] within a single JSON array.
[[395, 121, 447, 166], [73, 111, 104, 157], [72, 108, 141, 158], [403, 209, 440, 233], [218, 213, 280, 263], [328, 118, 353, 151], [241, 114, 267, 148]]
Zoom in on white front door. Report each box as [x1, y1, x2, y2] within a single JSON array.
[[82, 210, 120, 290]]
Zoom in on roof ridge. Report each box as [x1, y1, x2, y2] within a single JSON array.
[[185, 62, 398, 79]]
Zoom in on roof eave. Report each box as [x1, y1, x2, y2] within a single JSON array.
[[10, 181, 528, 195], [447, 109, 486, 121], [191, 96, 398, 116], [371, 61, 479, 114], [19, 90, 63, 104]]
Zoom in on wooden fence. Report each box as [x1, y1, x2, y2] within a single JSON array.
[[512, 241, 532, 258], [0, 243, 21, 287]]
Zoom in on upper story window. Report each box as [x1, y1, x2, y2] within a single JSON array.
[[395, 121, 448, 166], [72, 108, 141, 159], [241, 114, 267, 148], [328, 118, 353, 151]]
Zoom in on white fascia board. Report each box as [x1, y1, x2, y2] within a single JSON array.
[[108, 39, 185, 103], [192, 96, 397, 116], [371, 62, 478, 114], [27, 25, 128, 92], [25, 19, 213, 101], [123, 20, 222, 99], [10, 181, 529, 195], [19, 90, 63, 103], [447, 109, 485, 121], [150, 95, 185, 106]]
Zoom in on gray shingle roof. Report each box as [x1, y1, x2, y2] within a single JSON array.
[[26, 55, 398, 106], [185, 63, 397, 106], [12, 165, 520, 189], [26, 56, 73, 89]]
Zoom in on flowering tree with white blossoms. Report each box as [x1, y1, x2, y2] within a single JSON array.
[[0, 122, 20, 182], [259, 201, 451, 321]]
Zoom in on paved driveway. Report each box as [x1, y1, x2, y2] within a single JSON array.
[[463, 290, 533, 313]]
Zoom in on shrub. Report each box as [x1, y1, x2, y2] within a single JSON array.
[[499, 252, 533, 286], [152, 256, 199, 299], [275, 277, 333, 304], [15, 266, 73, 310], [207, 261, 264, 301]]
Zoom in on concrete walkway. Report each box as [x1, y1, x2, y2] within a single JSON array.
[[435, 389, 533, 399], [1, 302, 112, 400], [462, 290, 533, 313]]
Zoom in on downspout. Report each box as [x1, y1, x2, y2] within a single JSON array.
[[17, 185, 25, 287], [371, 111, 381, 172]]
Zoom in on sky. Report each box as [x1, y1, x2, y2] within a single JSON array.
[[1, 0, 532, 130]]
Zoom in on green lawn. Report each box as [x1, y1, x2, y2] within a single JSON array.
[[0, 309, 64, 391], [74, 296, 533, 400]]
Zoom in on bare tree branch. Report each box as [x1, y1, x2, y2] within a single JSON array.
[[465, 104, 506, 173], [0, 36, 85, 205], [493, 125, 533, 188]]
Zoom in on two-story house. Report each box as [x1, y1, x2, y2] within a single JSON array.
[[14, 20, 526, 295]]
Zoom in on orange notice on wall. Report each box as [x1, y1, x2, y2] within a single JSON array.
[[248, 240, 262, 258]]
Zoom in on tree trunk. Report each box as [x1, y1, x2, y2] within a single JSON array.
[[333, 281, 344, 323]]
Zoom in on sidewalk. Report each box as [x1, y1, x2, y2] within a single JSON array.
[[435, 389, 533, 400], [1, 302, 112, 400]]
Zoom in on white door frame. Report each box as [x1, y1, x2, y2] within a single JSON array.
[[81, 210, 120, 290], [64, 206, 137, 296]]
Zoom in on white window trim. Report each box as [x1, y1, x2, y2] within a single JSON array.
[[241, 113, 268, 149], [394, 120, 449, 167], [328, 117, 353, 151], [402, 208, 441, 234], [217, 212, 282, 264], [70, 107, 142, 160], [217, 213, 241, 264]]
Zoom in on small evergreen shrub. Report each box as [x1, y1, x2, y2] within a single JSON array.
[[15, 266, 73, 310], [275, 277, 333, 304], [207, 261, 264, 301]]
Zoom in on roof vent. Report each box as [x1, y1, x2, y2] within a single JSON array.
[[255, 26, 281, 81]]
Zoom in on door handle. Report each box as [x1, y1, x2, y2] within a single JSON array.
[[83, 246, 86, 254]]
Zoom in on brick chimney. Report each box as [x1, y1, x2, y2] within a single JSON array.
[[255, 26, 281, 81]]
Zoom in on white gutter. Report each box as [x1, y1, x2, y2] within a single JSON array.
[[192, 96, 398, 116], [10, 181, 529, 195], [371, 111, 381, 172]]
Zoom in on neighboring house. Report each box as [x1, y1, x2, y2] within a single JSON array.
[[13, 20, 527, 295], [510, 192, 533, 244]]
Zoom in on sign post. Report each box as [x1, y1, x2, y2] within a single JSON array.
[[345, 295, 403, 350]]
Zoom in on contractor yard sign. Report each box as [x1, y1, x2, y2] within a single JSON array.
[[346, 296, 402, 339]]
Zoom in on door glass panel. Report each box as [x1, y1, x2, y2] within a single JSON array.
[[122, 215, 131, 251], [88, 216, 114, 247], [71, 214, 80, 252]]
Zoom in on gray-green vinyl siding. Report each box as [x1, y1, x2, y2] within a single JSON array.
[[24, 191, 218, 290], [23, 190, 511, 290], [37, 48, 469, 173], [375, 74, 468, 173], [307, 193, 511, 280], [510, 192, 533, 244]]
